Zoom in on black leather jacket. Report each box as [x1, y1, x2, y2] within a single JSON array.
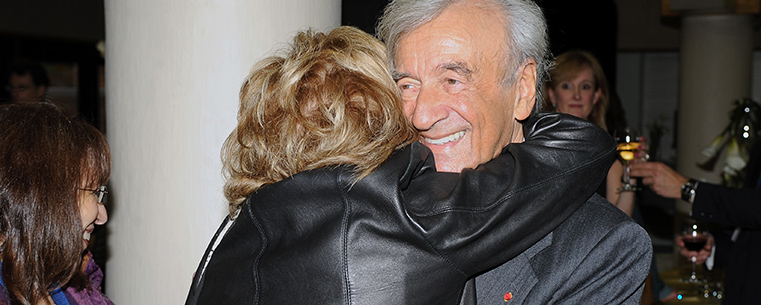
[[186, 113, 615, 305]]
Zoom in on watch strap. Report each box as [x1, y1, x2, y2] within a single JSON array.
[[681, 179, 698, 203]]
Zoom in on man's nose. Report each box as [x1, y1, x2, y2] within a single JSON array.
[[408, 86, 448, 131]]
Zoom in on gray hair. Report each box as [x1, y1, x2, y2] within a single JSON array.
[[376, 0, 551, 112]]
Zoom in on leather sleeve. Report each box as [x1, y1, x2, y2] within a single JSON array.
[[401, 112, 615, 275]]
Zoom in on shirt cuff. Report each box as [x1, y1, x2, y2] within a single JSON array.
[[705, 244, 715, 271]]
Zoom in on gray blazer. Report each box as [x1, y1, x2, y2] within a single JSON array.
[[460, 194, 652, 304]]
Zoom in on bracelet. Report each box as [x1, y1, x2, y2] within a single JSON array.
[[681, 179, 698, 203]]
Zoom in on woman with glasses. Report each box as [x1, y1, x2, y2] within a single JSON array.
[[0, 101, 113, 305]]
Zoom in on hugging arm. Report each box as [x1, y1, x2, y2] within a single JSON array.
[[403, 112, 615, 273]]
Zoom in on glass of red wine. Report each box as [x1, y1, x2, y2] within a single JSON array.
[[681, 222, 709, 283]]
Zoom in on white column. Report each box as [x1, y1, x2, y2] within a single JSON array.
[[676, 13, 754, 213], [103, 1, 340, 303]]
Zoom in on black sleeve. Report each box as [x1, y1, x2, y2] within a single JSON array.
[[692, 182, 761, 229], [402, 112, 615, 274]]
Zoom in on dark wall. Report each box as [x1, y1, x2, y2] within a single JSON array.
[[0, 1, 104, 41], [540, 0, 618, 87], [0, 1, 105, 129], [342, 0, 390, 35], [0, 36, 104, 129]]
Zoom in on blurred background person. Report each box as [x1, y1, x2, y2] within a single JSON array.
[[544, 50, 678, 304], [544, 50, 634, 215], [6, 60, 49, 104], [0, 101, 113, 305]]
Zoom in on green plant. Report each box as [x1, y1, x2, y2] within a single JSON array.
[[700, 98, 760, 187]]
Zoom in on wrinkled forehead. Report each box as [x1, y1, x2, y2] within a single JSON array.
[[392, 1, 509, 57], [394, 3, 509, 71]]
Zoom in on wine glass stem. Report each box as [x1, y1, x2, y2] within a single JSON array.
[[691, 256, 697, 279], [622, 163, 631, 184]]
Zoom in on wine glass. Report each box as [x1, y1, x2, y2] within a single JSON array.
[[614, 127, 642, 191], [681, 222, 709, 283]]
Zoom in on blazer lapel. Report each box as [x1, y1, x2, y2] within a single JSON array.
[[474, 232, 552, 303]]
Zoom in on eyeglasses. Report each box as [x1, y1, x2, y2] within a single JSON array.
[[80, 185, 108, 206]]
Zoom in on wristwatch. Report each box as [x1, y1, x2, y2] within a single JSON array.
[[681, 179, 698, 203]]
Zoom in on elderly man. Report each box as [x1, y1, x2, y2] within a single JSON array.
[[378, 0, 651, 303]]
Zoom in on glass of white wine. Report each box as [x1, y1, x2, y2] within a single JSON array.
[[614, 127, 641, 192]]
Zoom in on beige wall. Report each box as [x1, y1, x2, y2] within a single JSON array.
[[103, 0, 340, 303]]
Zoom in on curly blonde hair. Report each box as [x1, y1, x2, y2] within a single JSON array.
[[222, 26, 418, 215]]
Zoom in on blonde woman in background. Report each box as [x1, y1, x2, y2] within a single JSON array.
[[544, 50, 635, 215], [545, 50, 679, 303]]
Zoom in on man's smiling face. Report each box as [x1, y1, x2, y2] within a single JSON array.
[[394, 0, 528, 172]]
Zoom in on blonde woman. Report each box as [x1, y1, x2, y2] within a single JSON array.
[[543, 50, 637, 215], [546, 50, 679, 303]]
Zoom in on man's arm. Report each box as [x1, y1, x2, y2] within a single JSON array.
[[402, 112, 615, 274], [631, 160, 761, 228], [631, 160, 761, 261], [629, 161, 687, 199], [467, 195, 652, 305], [691, 182, 761, 228], [550, 220, 652, 304]]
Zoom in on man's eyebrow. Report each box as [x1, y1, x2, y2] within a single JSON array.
[[438, 61, 474, 81], [392, 70, 412, 82]]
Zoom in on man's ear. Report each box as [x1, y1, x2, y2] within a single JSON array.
[[513, 59, 537, 121]]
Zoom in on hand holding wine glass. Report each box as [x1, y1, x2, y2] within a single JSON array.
[[681, 222, 710, 283], [676, 234, 713, 265]]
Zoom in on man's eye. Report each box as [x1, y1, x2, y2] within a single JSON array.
[[399, 83, 414, 90], [446, 79, 460, 85]]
